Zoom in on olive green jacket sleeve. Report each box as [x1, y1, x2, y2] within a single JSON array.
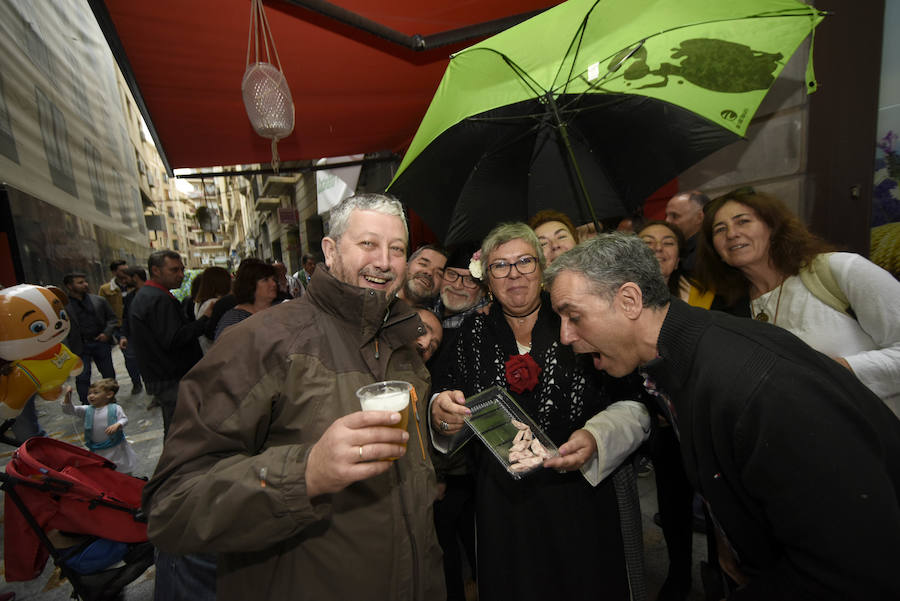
[[143, 352, 333, 553]]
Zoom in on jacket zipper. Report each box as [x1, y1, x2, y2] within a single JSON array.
[[373, 296, 416, 360], [373, 303, 391, 359]]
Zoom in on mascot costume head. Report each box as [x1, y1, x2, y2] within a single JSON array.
[[0, 284, 83, 418]]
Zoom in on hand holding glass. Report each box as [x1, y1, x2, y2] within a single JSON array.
[[356, 381, 411, 460]]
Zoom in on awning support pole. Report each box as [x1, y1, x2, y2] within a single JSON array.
[[281, 0, 546, 51]]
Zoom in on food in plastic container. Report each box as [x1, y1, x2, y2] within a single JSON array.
[[451, 386, 559, 479]]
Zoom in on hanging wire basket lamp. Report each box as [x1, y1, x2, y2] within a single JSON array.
[[241, 0, 295, 172]]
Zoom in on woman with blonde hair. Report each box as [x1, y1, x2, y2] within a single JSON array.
[[430, 222, 650, 601]]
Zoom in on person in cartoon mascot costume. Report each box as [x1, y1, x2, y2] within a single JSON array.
[[0, 284, 83, 418]]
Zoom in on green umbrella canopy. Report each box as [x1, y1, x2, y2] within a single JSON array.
[[393, 0, 826, 183]]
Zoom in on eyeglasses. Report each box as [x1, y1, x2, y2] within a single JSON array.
[[487, 255, 538, 279], [443, 269, 479, 288]]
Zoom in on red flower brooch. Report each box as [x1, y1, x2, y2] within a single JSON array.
[[505, 353, 541, 394]]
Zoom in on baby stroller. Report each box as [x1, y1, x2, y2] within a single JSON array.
[[2, 437, 154, 600]]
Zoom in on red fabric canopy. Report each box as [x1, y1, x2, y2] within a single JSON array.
[[100, 0, 563, 170]]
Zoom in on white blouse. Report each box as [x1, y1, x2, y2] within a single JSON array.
[[750, 252, 900, 415]]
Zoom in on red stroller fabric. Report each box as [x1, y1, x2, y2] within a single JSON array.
[[3, 437, 148, 581]]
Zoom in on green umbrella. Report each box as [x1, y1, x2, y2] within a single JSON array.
[[389, 0, 826, 244]]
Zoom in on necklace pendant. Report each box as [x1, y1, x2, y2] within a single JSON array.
[[755, 311, 769, 322]]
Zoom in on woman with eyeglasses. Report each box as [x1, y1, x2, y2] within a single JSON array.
[[638, 220, 717, 309], [429, 222, 651, 601], [697, 188, 900, 414]]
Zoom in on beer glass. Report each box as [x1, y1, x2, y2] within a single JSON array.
[[355, 381, 411, 459]]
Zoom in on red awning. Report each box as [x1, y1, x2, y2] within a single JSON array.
[[95, 0, 563, 171]]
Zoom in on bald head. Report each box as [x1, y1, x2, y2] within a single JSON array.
[[665, 191, 708, 239]]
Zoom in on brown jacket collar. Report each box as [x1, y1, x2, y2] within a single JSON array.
[[306, 265, 421, 348]]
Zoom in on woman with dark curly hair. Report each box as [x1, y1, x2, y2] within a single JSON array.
[[697, 187, 900, 413], [213, 260, 278, 340]]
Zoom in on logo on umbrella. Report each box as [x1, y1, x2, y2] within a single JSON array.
[[616, 39, 784, 93]]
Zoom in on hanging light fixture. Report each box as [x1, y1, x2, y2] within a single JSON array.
[[242, 0, 295, 173]]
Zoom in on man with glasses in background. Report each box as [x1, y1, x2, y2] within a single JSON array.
[[433, 244, 488, 353]]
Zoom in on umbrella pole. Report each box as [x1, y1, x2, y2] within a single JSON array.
[[546, 93, 602, 235]]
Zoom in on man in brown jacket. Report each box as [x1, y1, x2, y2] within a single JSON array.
[[98, 259, 129, 324], [143, 194, 445, 601]]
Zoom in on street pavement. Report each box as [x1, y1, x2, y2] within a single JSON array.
[[0, 348, 708, 601]]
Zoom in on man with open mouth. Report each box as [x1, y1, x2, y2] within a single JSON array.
[[546, 232, 900, 601]]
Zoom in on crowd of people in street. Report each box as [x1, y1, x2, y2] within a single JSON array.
[[2, 188, 899, 601]]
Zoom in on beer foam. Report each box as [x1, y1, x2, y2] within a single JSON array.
[[360, 390, 408, 412]]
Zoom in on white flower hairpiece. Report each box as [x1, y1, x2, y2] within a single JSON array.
[[468, 250, 483, 280]]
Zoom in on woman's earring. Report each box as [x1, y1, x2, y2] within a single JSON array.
[[488, 291, 494, 302]]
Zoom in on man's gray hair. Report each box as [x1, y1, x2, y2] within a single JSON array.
[[327, 193, 408, 242], [544, 232, 670, 308], [480, 222, 546, 275]]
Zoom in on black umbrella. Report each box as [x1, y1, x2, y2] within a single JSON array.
[[392, 93, 740, 244]]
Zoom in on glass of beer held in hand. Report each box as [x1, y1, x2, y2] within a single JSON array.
[[355, 381, 411, 460]]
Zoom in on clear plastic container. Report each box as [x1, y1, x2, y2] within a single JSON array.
[[450, 386, 559, 479]]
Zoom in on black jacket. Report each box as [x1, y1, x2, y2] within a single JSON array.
[[128, 283, 207, 394], [64, 294, 117, 356], [680, 234, 698, 276], [646, 300, 900, 600]]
